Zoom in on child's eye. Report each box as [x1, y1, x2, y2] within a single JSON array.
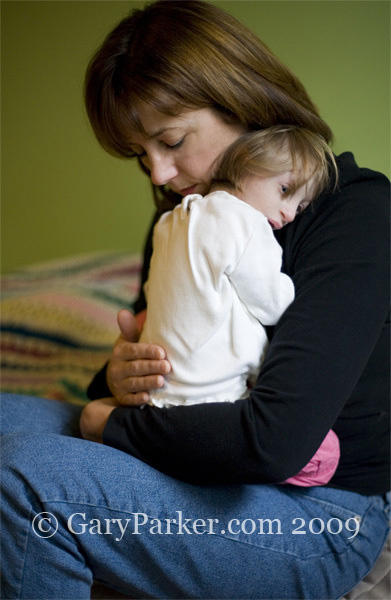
[[281, 185, 289, 194], [296, 203, 306, 214]]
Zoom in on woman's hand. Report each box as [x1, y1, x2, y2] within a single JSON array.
[[80, 397, 119, 443], [107, 309, 171, 405]]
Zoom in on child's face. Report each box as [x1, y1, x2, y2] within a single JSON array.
[[237, 172, 313, 230]]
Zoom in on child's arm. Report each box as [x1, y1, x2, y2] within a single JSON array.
[[228, 215, 294, 326]]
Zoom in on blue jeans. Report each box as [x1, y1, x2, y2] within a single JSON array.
[[1, 393, 389, 599]]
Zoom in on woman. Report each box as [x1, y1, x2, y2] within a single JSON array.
[[1, 2, 389, 598]]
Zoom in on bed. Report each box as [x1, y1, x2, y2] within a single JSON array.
[[1, 251, 389, 599]]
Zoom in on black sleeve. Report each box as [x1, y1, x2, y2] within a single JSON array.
[[132, 210, 161, 315], [102, 156, 390, 487], [86, 363, 112, 399], [86, 211, 160, 400]]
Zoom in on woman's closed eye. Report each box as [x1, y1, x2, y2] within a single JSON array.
[[131, 137, 185, 159], [160, 137, 185, 151], [129, 144, 146, 158]]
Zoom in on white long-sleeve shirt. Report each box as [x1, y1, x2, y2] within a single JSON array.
[[140, 191, 294, 407]]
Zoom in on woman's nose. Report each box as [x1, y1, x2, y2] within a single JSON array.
[[148, 155, 179, 187]]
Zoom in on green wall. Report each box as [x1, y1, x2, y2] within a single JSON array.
[[2, 1, 390, 273]]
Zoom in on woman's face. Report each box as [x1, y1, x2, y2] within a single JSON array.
[[128, 102, 246, 197]]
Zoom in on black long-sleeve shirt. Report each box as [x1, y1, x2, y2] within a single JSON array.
[[88, 152, 390, 495]]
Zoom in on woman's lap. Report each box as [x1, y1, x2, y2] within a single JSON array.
[[0, 392, 83, 437], [1, 394, 389, 599]]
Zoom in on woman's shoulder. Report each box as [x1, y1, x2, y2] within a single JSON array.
[[309, 151, 390, 224], [335, 152, 390, 193], [328, 153, 389, 228], [276, 152, 389, 262]]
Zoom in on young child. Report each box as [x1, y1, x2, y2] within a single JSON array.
[[139, 125, 340, 486]]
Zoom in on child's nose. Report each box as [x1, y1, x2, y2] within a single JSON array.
[[280, 205, 296, 224]]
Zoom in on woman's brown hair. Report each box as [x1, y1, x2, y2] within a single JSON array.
[[85, 0, 333, 211]]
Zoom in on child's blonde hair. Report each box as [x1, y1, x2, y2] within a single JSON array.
[[213, 126, 338, 200]]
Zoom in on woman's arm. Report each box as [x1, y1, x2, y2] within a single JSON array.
[[102, 156, 389, 489]]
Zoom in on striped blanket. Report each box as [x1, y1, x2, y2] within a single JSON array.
[[1, 252, 141, 405]]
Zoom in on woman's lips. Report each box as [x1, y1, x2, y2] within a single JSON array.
[[179, 185, 197, 196]]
